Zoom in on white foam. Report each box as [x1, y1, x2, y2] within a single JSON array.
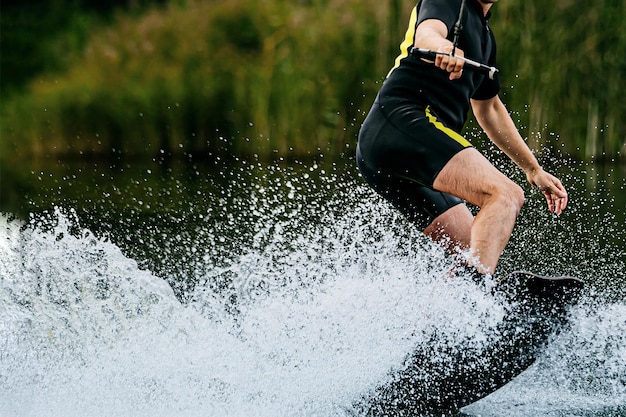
[[1, 202, 624, 417]]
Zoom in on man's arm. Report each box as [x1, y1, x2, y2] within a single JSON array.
[[471, 96, 569, 215], [414, 19, 465, 80]]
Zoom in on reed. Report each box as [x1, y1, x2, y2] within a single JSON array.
[[1, 0, 624, 161], [493, 0, 626, 159]]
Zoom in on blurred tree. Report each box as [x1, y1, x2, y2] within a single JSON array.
[[0, 0, 167, 95]]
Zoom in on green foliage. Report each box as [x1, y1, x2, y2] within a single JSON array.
[[0, 4, 94, 96], [1, 0, 624, 162], [0, 0, 168, 96], [493, 0, 626, 159], [1, 0, 393, 160]]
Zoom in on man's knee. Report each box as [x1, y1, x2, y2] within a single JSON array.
[[498, 181, 525, 215]]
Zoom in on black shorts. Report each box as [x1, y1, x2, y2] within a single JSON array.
[[356, 98, 472, 230]]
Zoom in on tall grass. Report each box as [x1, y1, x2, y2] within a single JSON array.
[[1, 0, 397, 160], [1, 0, 624, 161], [493, 0, 626, 159]]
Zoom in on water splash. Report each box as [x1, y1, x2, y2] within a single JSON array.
[[1, 161, 625, 416], [464, 301, 626, 417]]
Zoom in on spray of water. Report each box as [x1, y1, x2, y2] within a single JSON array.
[[1, 160, 624, 416]]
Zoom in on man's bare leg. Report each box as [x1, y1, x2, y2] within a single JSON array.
[[423, 203, 473, 255], [432, 148, 525, 274]]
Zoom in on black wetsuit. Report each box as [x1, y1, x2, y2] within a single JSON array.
[[356, 0, 500, 230]]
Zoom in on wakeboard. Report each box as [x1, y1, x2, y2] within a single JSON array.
[[355, 270, 585, 416], [495, 270, 584, 304]]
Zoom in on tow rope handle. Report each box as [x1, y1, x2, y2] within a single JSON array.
[[411, 0, 499, 81], [410, 47, 499, 80]]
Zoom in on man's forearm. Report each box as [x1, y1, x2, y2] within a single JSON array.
[[473, 97, 541, 175]]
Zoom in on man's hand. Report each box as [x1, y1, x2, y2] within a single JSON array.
[[435, 45, 465, 80], [414, 19, 465, 81], [526, 169, 568, 215]]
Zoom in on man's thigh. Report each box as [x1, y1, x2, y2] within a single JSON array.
[[358, 102, 471, 188], [433, 147, 517, 208]]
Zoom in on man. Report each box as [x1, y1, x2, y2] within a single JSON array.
[[356, 0, 568, 281]]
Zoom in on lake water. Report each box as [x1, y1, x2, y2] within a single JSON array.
[[1, 152, 625, 416]]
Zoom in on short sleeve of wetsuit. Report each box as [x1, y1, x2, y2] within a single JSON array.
[[471, 32, 500, 100], [416, 0, 460, 34], [417, 0, 501, 101]]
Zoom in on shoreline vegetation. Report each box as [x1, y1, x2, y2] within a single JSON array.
[[1, 0, 624, 163]]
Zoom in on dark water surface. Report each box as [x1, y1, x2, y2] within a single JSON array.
[[2, 153, 625, 287], [1, 152, 625, 416]]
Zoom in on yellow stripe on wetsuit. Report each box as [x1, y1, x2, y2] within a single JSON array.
[[425, 106, 473, 148], [387, 6, 418, 78], [387, 5, 473, 149]]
